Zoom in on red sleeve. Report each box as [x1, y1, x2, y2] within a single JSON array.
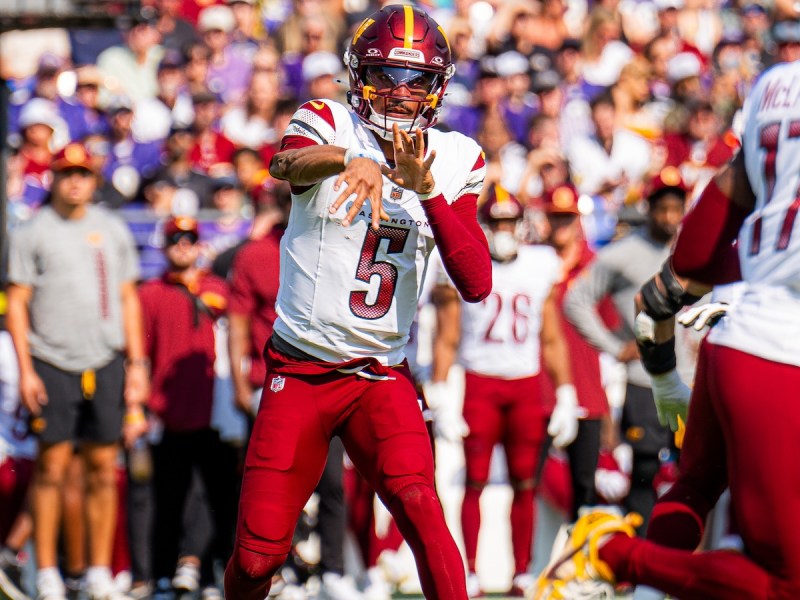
[[137, 284, 156, 357], [422, 191, 492, 303], [671, 178, 749, 285], [229, 245, 256, 317]]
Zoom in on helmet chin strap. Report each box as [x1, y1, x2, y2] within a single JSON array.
[[365, 112, 420, 140], [362, 93, 433, 140]]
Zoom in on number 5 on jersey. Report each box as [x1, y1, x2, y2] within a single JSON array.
[[349, 225, 410, 320]]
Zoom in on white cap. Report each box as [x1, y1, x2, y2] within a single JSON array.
[[495, 51, 530, 78], [198, 5, 235, 33], [666, 52, 701, 83], [18, 98, 62, 130], [302, 51, 342, 83], [653, 0, 684, 11]]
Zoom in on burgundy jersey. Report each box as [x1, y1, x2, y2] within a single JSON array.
[[228, 228, 284, 388], [139, 271, 229, 431]]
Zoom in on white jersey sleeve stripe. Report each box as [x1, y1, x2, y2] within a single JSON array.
[[287, 108, 337, 144]]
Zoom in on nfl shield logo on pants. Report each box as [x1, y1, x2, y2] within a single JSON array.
[[270, 376, 285, 392]]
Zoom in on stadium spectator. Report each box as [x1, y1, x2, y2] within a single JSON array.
[[71, 65, 111, 140], [182, 42, 212, 97], [221, 70, 283, 149], [13, 99, 65, 208], [189, 90, 236, 177], [226, 0, 261, 51], [104, 98, 163, 201], [97, 11, 164, 103], [151, 124, 215, 208], [132, 50, 194, 144], [153, 0, 200, 52], [565, 92, 652, 205], [301, 51, 345, 104], [200, 5, 253, 104], [7, 54, 82, 147]]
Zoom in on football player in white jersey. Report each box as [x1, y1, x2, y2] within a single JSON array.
[[534, 58, 800, 599], [223, 6, 492, 600], [429, 184, 579, 598]]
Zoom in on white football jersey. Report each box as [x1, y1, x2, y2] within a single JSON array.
[[273, 99, 486, 365], [0, 331, 36, 461], [459, 245, 561, 379], [708, 61, 800, 366]]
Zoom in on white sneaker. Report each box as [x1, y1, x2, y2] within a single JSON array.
[[277, 584, 307, 600], [375, 550, 405, 586], [510, 573, 535, 596], [36, 568, 67, 600], [171, 563, 200, 593], [200, 585, 223, 600], [85, 567, 126, 600], [362, 567, 392, 600], [318, 573, 363, 600], [466, 573, 483, 598]]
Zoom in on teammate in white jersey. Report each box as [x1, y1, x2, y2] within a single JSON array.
[[223, 6, 492, 600], [430, 185, 578, 597], [534, 58, 800, 599]]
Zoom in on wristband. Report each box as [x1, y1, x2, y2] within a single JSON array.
[[638, 336, 677, 375], [641, 260, 702, 321], [124, 406, 147, 426], [344, 147, 385, 166], [417, 184, 442, 201], [125, 358, 151, 369]]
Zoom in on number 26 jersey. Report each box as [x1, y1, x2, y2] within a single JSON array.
[[272, 99, 486, 365]]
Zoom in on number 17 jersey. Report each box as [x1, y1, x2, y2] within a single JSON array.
[[272, 99, 486, 365], [709, 61, 800, 367]]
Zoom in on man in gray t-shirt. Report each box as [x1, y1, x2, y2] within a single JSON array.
[[564, 169, 687, 533], [6, 142, 149, 600]]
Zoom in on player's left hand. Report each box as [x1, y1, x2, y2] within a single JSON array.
[[382, 124, 437, 196], [677, 302, 730, 331], [650, 369, 691, 432], [548, 384, 581, 448]]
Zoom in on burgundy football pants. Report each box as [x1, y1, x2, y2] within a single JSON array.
[[461, 371, 548, 576], [601, 340, 800, 599], [224, 363, 467, 600]]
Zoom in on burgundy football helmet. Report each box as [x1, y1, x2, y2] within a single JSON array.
[[344, 4, 454, 139]]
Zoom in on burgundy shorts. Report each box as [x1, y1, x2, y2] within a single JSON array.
[[236, 342, 434, 555]]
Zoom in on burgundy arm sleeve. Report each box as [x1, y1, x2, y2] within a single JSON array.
[[421, 192, 492, 303], [671, 178, 750, 285]]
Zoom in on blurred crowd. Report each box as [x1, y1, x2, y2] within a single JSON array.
[[1, 0, 799, 598]]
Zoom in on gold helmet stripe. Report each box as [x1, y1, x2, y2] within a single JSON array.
[[437, 25, 450, 51], [352, 18, 374, 44], [403, 5, 414, 48]]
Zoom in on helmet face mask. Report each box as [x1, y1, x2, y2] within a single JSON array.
[[345, 4, 454, 139]]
